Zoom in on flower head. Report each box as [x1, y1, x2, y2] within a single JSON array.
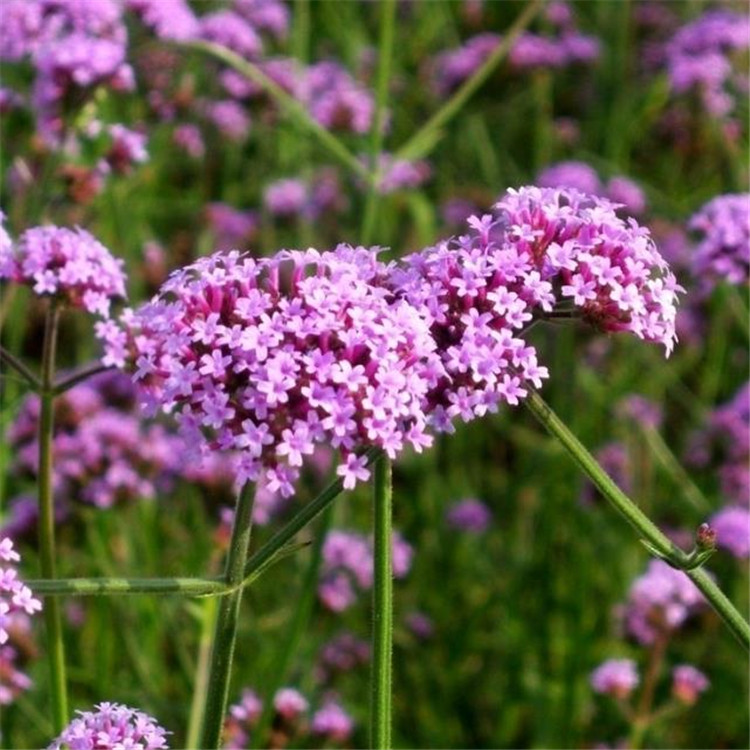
[[49, 702, 169, 749], [445, 498, 492, 532], [590, 658, 639, 699], [311, 700, 354, 742], [671, 664, 710, 705], [0, 538, 42, 646], [1, 225, 126, 317]]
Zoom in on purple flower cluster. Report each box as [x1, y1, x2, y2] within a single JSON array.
[[205, 203, 259, 252], [315, 631, 370, 682], [125, 0, 198, 41], [665, 10, 750, 117], [687, 194, 749, 291], [200, 10, 263, 60], [263, 171, 346, 221], [98, 247, 442, 496], [223, 687, 353, 749], [709, 506, 749, 559], [8, 372, 180, 509], [590, 658, 639, 699], [0, 538, 42, 647], [49, 702, 170, 750], [445, 498, 492, 532], [429, 4, 599, 96], [671, 664, 710, 705], [0, 224, 126, 317], [319, 530, 413, 612], [0, 612, 34, 705], [537, 162, 647, 215], [621, 560, 705, 645], [372, 154, 432, 196]]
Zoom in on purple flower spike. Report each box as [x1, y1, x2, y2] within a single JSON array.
[[1, 225, 126, 317], [590, 658, 639, 699], [48, 702, 170, 749]]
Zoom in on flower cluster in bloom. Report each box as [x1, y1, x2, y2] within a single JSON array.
[[687, 194, 749, 292], [49, 702, 170, 750], [98, 247, 443, 496], [8, 372, 180, 509], [687, 382, 749, 507], [223, 687, 354, 749], [126, 0, 198, 41], [709, 506, 749, 559], [445, 498, 492, 533], [0, 538, 42, 646], [315, 631, 370, 683], [0, 224, 126, 317], [372, 154, 432, 196], [319, 530, 413, 612], [620, 560, 705, 645], [590, 658, 639, 699], [665, 10, 750, 117], [0, 612, 34, 705], [537, 161, 647, 215], [671, 665, 710, 705], [428, 2, 599, 96]]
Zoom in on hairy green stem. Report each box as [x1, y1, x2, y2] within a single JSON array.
[[185, 40, 370, 183], [361, 0, 397, 246], [524, 388, 750, 651], [200, 483, 256, 749], [370, 453, 393, 749], [396, 0, 544, 161], [38, 302, 68, 732]]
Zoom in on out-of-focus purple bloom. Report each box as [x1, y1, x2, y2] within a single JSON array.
[[205, 203, 259, 251], [273, 687, 308, 720], [0, 225, 126, 318], [126, 0, 199, 41], [173, 124, 205, 158], [201, 100, 252, 141], [537, 161, 602, 196], [311, 700, 354, 742], [441, 198, 482, 229], [606, 177, 647, 215], [104, 124, 148, 174], [428, 33, 500, 96], [316, 631, 370, 682], [224, 689, 262, 750], [0, 613, 34, 705], [688, 194, 749, 291], [665, 10, 750, 117], [405, 611, 434, 639], [621, 559, 705, 644], [616, 395, 663, 430], [709, 506, 750, 559], [234, 0, 290, 41], [49, 702, 170, 749], [263, 178, 308, 218], [319, 530, 413, 611], [590, 658, 639, 699], [302, 62, 375, 134], [372, 154, 432, 195], [200, 10, 263, 59], [671, 664, 710, 705], [0, 538, 42, 646], [445, 498, 492, 532]]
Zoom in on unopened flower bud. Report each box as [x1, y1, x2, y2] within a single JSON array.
[[696, 523, 717, 551]]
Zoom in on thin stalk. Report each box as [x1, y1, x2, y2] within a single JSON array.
[[28, 576, 228, 597], [396, 0, 544, 161], [186, 596, 220, 750], [370, 453, 393, 749], [200, 483, 256, 749], [185, 41, 371, 183], [38, 302, 68, 732], [0, 345, 41, 390], [54, 362, 113, 395], [524, 388, 750, 651], [255, 503, 335, 746], [361, 0, 397, 246], [628, 630, 669, 749]]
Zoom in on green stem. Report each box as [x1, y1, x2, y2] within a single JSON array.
[[370, 453, 393, 749], [53, 362, 113, 395], [524, 388, 750, 651], [361, 0, 397, 246], [38, 302, 68, 732], [200, 483, 256, 749], [186, 596, 220, 750], [628, 630, 669, 749], [396, 0, 544, 161], [0, 345, 41, 390], [184, 41, 371, 183]]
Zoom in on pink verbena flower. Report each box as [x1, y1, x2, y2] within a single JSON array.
[[671, 664, 710, 705], [223, 689, 263, 749], [688, 193, 749, 291], [311, 700, 354, 742], [49, 702, 170, 750], [445, 497, 492, 532], [590, 658, 639, 699], [0, 614, 34, 705], [99, 247, 442, 496], [621, 560, 705, 644], [0, 225, 126, 317], [273, 687, 308, 720], [709, 506, 750, 559], [0, 538, 42, 646]]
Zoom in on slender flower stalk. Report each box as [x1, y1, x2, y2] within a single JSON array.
[[38, 301, 69, 732], [0, 345, 41, 389], [200, 482, 256, 749], [370, 453, 393, 749], [524, 388, 750, 650], [186, 596, 219, 750], [361, 0, 397, 246]]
